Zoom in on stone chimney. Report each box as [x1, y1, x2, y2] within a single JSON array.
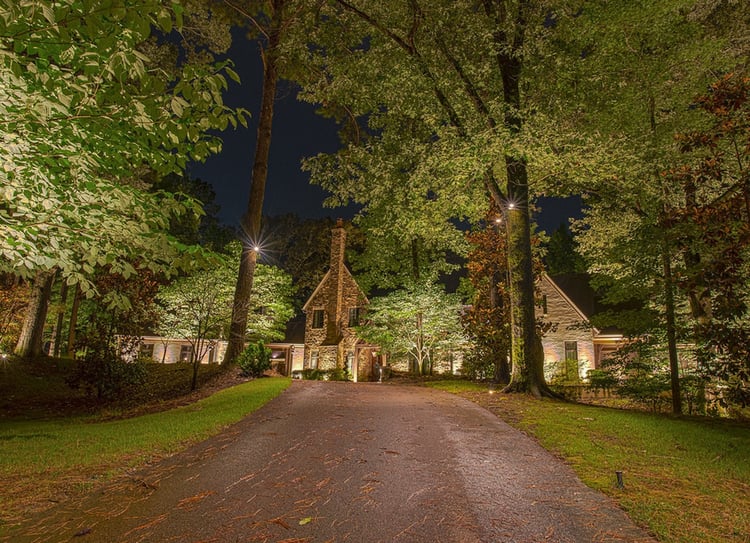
[[330, 218, 346, 272], [325, 219, 346, 344]]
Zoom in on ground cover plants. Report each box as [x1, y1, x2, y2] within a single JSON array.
[[428, 380, 750, 543]]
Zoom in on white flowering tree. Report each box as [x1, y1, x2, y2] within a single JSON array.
[[358, 281, 467, 376]]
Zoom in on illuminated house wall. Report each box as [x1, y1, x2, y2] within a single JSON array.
[[537, 275, 597, 382], [302, 220, 377, 381]]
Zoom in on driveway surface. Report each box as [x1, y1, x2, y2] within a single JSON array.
[[7, 382, 656, 542]]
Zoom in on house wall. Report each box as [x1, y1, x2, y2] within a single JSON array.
[[303, 222, 368, 373], [139, 337, 227, 364], [537, 277, 595, 381]]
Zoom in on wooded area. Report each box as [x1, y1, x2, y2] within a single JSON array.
[[1, 0, 749, 415]]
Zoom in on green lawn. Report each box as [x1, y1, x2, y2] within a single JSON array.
[[0, 377, 290, 525], [428, 380, 750, 543]]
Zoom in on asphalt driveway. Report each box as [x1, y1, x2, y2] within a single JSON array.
[[6, 381, 656, 542]]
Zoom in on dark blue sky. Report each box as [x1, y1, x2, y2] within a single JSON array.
[[188, 32, 581, 235]]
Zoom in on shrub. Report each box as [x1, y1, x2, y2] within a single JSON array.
[[67, 336, 147, 399], [300, 368, 350, 381], [237, 342, 272, 378]]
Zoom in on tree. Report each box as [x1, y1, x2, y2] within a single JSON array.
[[462, 215, 512, 382], [245, 263, 296, 342], [156, 245, 295, 388], [0, 1, 245, 288], [67, 267, 161, 398], [155, 173, 235, 251], [224, 0, 289, 364], [1, 1, 249, 357], [0, 274, 28, 353], [666, 74, 750, 407], [544, 223, 586, 276], [262, 215, 356, 307], [561, 2, 748, 413], [357, 281, 467, 376], [156, 258, 236, 390], [299, 0, 628, 396]]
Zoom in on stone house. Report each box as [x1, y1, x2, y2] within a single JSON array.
[[302, 220, 379, 382], [537, 273, 624, 382]]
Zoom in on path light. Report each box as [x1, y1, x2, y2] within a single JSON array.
[[615, 470, 624, 489]]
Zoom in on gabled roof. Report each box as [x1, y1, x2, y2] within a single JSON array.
[[301, 265, 369, 311], [546, 273, 628, 337]]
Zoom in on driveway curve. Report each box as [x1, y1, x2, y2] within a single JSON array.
[[7, 381, 656, 543]]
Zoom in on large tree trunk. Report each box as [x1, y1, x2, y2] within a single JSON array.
[[224, 0, 284, 365], [502, 188, 547, 396], [491, 0, 551, 397], [14, 269, 56, 358]]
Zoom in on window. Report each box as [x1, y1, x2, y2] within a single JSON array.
[[310, 350, 319, 369], [564, 341, 578, 362], [312, 309, 324, 329], [541, 294, 548, 316], [179, 344, 193, 362], [563, 341, 580, 382], [140, 343, 154, 359], [348, 307, 360, 327]]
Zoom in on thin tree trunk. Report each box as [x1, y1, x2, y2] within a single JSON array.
[[14, 269, 56, 358], [662, 239, 683, 415], [66, 284, 82, 358], [225, 0, 284, 365], [51, 282, 68, 358]]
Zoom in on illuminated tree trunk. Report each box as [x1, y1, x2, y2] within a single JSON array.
[[490, 0, 550, 397], [225, 0, 284, 364], [14, 269, 55, 358]]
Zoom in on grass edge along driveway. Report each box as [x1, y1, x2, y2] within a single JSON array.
[[0, 376, 291, 527], [428, 380, 750, 543]]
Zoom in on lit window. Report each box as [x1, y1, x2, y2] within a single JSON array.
[[179, 344, 193, 362]]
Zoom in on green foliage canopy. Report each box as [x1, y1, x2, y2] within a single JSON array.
[[0, 0, 248, 293], [357, 281, 467, 375]]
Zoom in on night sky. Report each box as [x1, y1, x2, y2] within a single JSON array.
[[187, 31, 581, 236]]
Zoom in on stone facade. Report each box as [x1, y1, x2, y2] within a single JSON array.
[[302, 221, 376, 381]]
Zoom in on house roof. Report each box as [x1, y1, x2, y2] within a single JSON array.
[[547, 273, 623, 337], [547, 273, 597, 319], [301, 264, 369, 311]]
